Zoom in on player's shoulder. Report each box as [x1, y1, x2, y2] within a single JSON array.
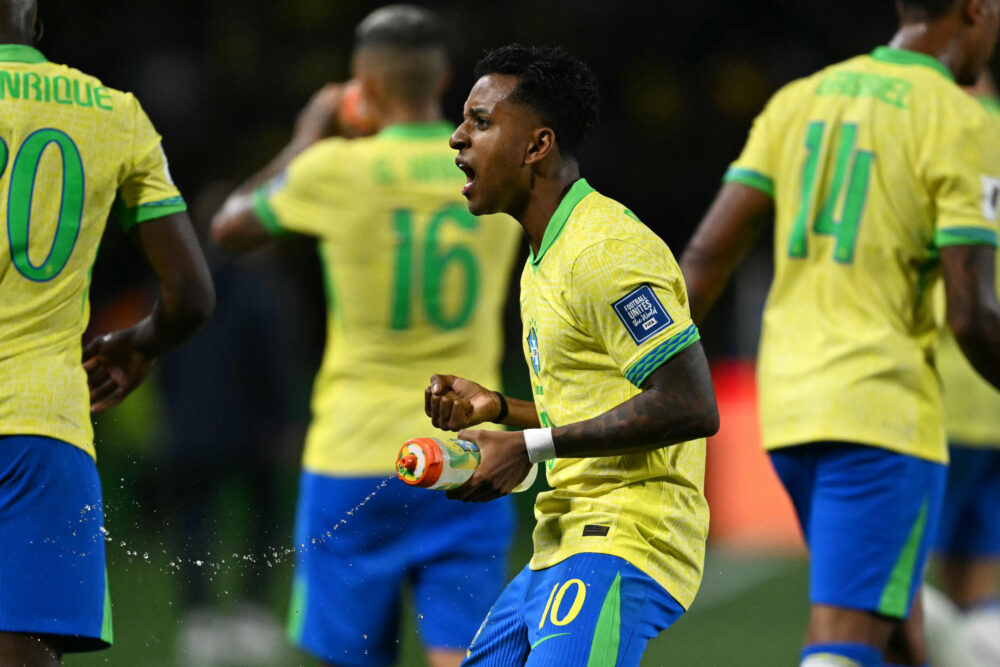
[[289, 136, 366, 179], [757, 59, 850, 116], [47, 59, 142, 112], [760, 52, 914, 114], [567, 187, 672, 264]]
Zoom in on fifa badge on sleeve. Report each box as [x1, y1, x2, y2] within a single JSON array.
[[612, 285, 673, 345]]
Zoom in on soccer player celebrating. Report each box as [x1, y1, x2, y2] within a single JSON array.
[[679, 1, 1000, 666], [0, 1, 215, 664], [425, 45, 719, 665], [211, 6, 522, 667]]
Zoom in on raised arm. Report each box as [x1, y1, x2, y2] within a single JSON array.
[[83, 211, 215, 412], [940, 244, 1000, 388], [211, 83, 350, 252], [680, 182, 773, 325]]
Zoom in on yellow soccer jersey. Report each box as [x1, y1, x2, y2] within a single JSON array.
[[254, 122, 521, 476], [520, 179, 708, 609], [0, 45, 186, 458], [727, 47, 1000, 463]]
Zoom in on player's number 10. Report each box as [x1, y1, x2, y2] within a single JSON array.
[[539, 578, 586, 629], [0, 128, 85, 282], [390, 205, 481, 330]]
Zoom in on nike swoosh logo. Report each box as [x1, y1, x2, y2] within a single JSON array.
[[531, 632, 571, 649]]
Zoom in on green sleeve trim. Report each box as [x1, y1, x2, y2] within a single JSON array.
[[118, 196, 187, 232], [252, 186, 288, 237], [624, 323, 701, 387], [935, 227, 999, 248], [723, 167, 775, 198]]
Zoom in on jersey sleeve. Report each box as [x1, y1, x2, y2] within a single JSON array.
[[928, 105, 1000, 249], [569, 239, 701, 387], [115, 95, 186, 231], [723, 95, 779, 198], [251, 139, 358, 239]]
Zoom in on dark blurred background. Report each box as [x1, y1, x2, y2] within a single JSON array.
[[47, 0, 904, 360], [31, 1, 957, 665]]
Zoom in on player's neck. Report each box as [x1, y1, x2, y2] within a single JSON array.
[[373, 100, 444, 131], [889, 21, 964, 78], [518, 164, 581, 256], [0, 31, 33, 45]]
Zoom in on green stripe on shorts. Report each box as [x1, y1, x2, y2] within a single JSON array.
[[587, 571, 622, 666], [287, 574, 307, 644], [100, 567, 114, 645], [877, 498, 928, 618]]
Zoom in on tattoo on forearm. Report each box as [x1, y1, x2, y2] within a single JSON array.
[[553, 344, 718, 458]]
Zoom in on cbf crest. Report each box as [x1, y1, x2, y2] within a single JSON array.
[[527, 326, 541, 375]]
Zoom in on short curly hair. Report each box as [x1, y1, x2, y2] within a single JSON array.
[[473, 44, 599, 159]]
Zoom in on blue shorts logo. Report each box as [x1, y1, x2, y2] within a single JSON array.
[[612, 285, 673, 345], [527, 327, 541, 374]]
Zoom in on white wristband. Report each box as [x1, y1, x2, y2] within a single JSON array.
[[523, 428, 556, 464]]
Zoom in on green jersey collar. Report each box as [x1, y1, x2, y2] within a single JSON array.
[[529, 178, 595, 266], [378, 120, 454, 139], [870, 46, 953, 81], [0, 44, 47, 64]]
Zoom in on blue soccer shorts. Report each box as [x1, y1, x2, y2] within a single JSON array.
[[288, 471, 514, 667], [0, 435, 112, 651], [463, 552, 686, 666], [770, 442, 946, 619], [934, 444, 1000, 557]]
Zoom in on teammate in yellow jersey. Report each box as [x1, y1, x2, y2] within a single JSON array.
[[211, 7, 521, 667], [680, 1, 1000, 665], [923, 72, 1000, 667], [425, 44, 719, 666], [0, 1, 214, 664]]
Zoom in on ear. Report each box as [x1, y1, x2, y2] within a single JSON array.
[[436, 65, 453, 97], [524, 127, 556, 166], [963, 0, 991, 23], [357, 71, 385, 111]]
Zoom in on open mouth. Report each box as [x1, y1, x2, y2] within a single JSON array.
[[456, 157, 476, 197]]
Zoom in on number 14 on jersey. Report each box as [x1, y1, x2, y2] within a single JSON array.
[[788, 121, 875, 264]]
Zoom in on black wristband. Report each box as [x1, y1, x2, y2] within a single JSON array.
[[490, 391, 508, 424]]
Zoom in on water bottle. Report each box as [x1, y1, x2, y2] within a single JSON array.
[[396, 437, 538, 492]]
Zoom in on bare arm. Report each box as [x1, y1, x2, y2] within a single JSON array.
[[445, 342, 719, 502], [550, 341, 718, 457], [680, 183, 773, 325], [211, 83, 350, 252], [83, 211, 215, 411], [941, 244, 1000, 389]]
